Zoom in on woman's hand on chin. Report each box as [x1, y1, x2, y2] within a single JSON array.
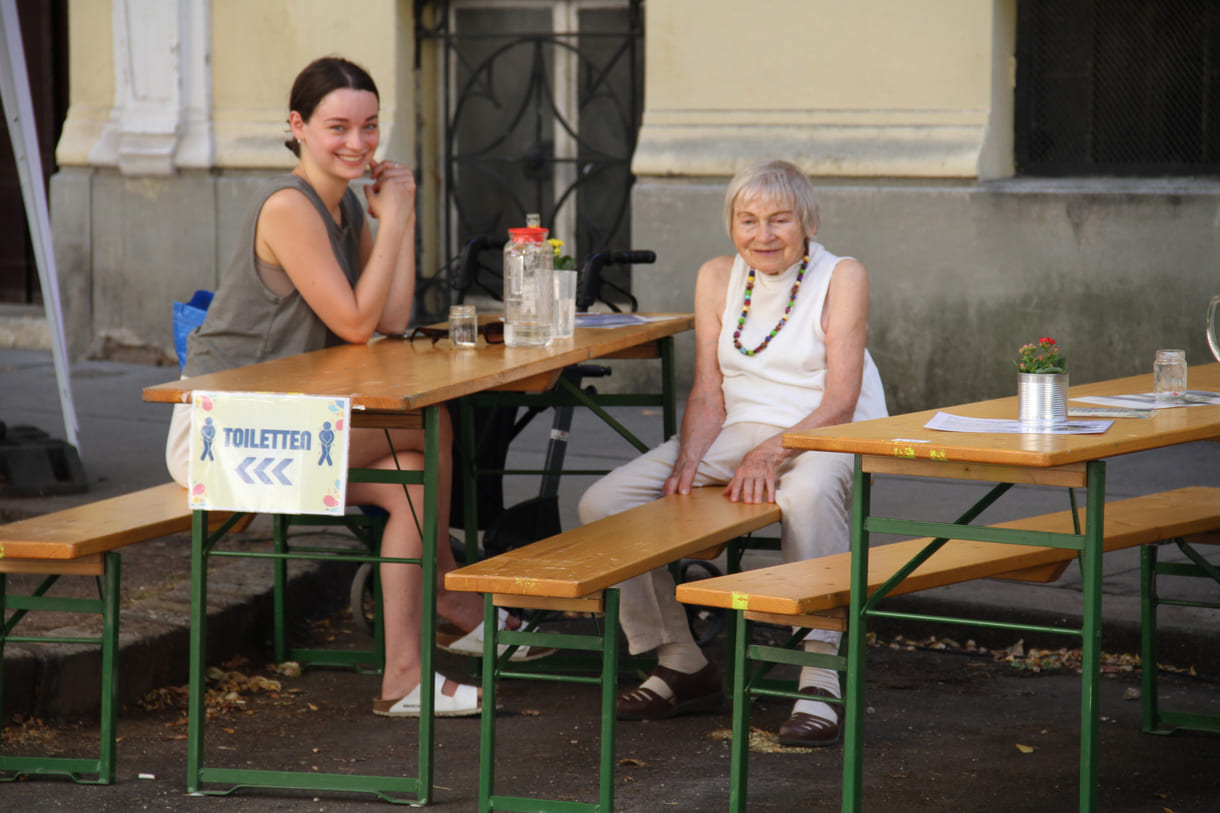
[[364, 159, 415, 226]]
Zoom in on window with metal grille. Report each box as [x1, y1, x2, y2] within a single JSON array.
[[1015, 0, 1220, 175], [415, 0, 644, 319]]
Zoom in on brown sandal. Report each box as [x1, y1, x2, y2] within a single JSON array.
[[777, 686, 842, 747], [616, 662, 723, 721]]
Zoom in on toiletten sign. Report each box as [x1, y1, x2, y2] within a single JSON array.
[[188, 391, 350, 515]]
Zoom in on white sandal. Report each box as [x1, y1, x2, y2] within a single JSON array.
[[436, 608, 555, 662], [372, 672, 480, 718]]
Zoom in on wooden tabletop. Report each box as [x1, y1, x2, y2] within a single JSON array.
[[784, 363, 1220, 468], [142, 314, 693, 412]]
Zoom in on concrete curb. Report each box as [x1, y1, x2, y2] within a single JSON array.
[[3, 552, 356, 720]]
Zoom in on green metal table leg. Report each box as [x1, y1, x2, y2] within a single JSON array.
[[842, 455, 870, 813], [660, 335, 677, 440], [185, 405, 441, 803], [835, 454, 1115, 811], [1078, 461, 1105, 812], [272, 513, 290, 663], [417, 402, 441, 804], [459, 396, 481, 562], [187, 508, 209, 793], [1140, 543, 1160, 733]]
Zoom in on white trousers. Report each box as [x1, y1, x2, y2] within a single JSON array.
[[577, 421, 852, 654]]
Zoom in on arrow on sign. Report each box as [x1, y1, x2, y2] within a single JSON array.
[[236, 457, 293, 486], [253, 458, 274, 484]]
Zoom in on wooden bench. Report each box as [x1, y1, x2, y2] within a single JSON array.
[[444, 486, 781, 813], [672, 486, 1220, 813], [0, 482, 240, 784]]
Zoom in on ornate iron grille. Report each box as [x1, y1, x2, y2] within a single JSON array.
[[1015, 0, 1220, 175], [415, 0, 644, 319]]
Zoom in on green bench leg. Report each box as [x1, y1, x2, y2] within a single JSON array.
[[728, 612, 752, 813], [97, 552, 121, 784], [479, 589, 621, 812], [727, 614, 845, 812], [478, 593, 497, 811], [1141, 539, 1220, 735], [598, 589, 621, 813], [0, 552, 120, 784]]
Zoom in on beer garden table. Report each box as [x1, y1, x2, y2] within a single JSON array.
[[141, 314, 693, 803], [782, 364, 1220, 812]]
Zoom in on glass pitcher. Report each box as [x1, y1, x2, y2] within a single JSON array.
[[503, 226, 554, 347], [1209, 295, 1220, 362]]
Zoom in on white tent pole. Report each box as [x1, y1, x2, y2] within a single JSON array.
[[0, 0, 79, 448]]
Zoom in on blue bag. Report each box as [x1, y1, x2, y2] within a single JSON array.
[[172, 290, 214, 371]]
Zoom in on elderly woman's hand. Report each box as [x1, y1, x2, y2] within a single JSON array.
[[662, 457, 702, 497], [724, 436, 788, 504]]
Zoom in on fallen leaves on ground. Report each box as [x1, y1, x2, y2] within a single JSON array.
[[136, 655, 304, 720], [708, 726, 813, 754], [868, 633, 1198, 678], [0, 714, 62, 749]]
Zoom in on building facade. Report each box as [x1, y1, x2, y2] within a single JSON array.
[[42, 0, 1220, 412]]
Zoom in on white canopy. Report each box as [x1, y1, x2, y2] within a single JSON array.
[[0, 0, 79, 447]]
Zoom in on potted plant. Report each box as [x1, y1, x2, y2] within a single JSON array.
[[1015, 337, 1068, 424]]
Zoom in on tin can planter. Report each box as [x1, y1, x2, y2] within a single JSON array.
[[1018, 372, 1069, 425]]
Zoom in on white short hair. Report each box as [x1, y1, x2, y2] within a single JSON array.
[[723, 159, 820, 237]]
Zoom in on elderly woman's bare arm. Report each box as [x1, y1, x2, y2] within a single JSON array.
[[663, 255, 731, 495], [724, 258, 870, 503]]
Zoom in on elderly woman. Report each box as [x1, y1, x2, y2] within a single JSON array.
[[577, 159, 887, 747]]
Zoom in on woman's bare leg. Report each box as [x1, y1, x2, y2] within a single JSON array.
[[345, 410, 481, 700]]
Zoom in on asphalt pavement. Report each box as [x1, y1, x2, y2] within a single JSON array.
[[2, 347, 1219, 810]]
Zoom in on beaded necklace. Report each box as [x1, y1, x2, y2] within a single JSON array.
[[732, 252, 809, 356]]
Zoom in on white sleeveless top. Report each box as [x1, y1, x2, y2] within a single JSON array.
[[717, 242, 888, 429]]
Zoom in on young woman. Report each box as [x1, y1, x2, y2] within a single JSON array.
[[166, 56, 501, 717]]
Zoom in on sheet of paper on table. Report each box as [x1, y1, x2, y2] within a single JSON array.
[[924, 411, 1114, 435], [1072, 391, 1220, 410], [574, 313, 670, 328], [1068, 405, 1154, 418]]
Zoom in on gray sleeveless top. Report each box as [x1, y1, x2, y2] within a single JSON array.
[[183, 174, 364, 377]]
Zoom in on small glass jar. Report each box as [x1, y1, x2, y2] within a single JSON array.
[[449, 304, 478, 348], [1153, 348, 1187, 402]]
